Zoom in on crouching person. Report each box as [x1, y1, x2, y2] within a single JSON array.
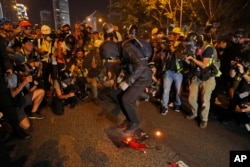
[[6, 63, 45, 139], [10, 63, 45, 120], [51, 69, 78, 115]]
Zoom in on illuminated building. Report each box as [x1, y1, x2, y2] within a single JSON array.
[[52, 0, 70, 29], [40, 10, 52, 27], [0, 0, 19, 23]]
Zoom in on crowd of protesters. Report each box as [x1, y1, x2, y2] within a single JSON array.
[[1, 16, 250, 165]]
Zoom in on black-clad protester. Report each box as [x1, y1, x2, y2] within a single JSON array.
[[51, 69, 78, 115], [0, 35, 17, 166], [223, 50, 250, 124], [99, 23, 121, 88], [118, 25, 152, 134]]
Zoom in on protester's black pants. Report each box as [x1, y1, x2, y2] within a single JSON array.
[[120, 78, 150, 124]]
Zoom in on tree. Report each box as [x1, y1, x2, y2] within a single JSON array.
[[111, 0, 250, 36], [141, 0, 180, 27], [183, 0, 250, 34]]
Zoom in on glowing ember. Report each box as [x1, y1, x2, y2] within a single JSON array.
[[125, 137, 133, 143]]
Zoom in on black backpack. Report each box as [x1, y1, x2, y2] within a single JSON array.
[[125, 37, 152, 60]]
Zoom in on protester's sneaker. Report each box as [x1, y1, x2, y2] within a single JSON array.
[[160, 107, 168, 115], [245, 122, 250, 131], [174, 105, 181, 112], [168, 102, 174, 108], [28, 112, 45, 120], [144, 95, 149, 101], [124, 122, 140, 133], [200, 121, 208, 129], [122, 123, 140, 138]]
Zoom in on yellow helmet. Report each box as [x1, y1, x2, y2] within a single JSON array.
[[151, 28, 158, 35]]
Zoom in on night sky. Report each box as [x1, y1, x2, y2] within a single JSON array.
[[16, 0, 110, 25]]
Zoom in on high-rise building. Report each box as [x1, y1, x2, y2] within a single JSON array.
[[84, 11, 107, 32], [40, 10, 52, 27], [0, 3, 3, 18], [52, 0, 70, 29], [0, 0, 19, 24], [16, 3, 28, 20]]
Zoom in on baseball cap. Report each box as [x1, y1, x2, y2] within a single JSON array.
[[22, 36, 34, 44]]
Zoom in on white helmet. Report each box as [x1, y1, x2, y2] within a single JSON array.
[[41, 25, 51, 35], [102, 22, 114, 34]]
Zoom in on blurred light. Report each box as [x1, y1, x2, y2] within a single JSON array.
[[98, 18, 103, 23], [155, 130, 162, 137], [125, 137, 133, 144]]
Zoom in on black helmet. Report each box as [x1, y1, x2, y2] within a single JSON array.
[[186, 32, 203, 47], [128, 24, 138, 36], [102, 22, 114, 34], [15, 63, 33, 74], [60, 69, 72, 81], [204, 20, 219, 33], [64, 35, 76, 51]]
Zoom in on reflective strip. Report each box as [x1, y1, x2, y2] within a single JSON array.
[[176, 60, 182, 73], [203, 44, 222, 77], [236, 75, 242, 81]]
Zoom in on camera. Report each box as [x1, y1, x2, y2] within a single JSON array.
[[63, 84, 77, 94], [231, 57, 241, 70], [239, 102, 250, 109]]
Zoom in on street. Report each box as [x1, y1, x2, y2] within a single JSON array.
[[5, 94, 250, 167]]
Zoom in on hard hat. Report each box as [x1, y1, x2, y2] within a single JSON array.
[[0, 17, 10, 25], [19, 20, 32, 27], [21, 36, 35, 44], [102, 22, 114, 34], [41, 25, 51, 35], [171, 27, 182, 34], [151, 28, 158, 35]]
